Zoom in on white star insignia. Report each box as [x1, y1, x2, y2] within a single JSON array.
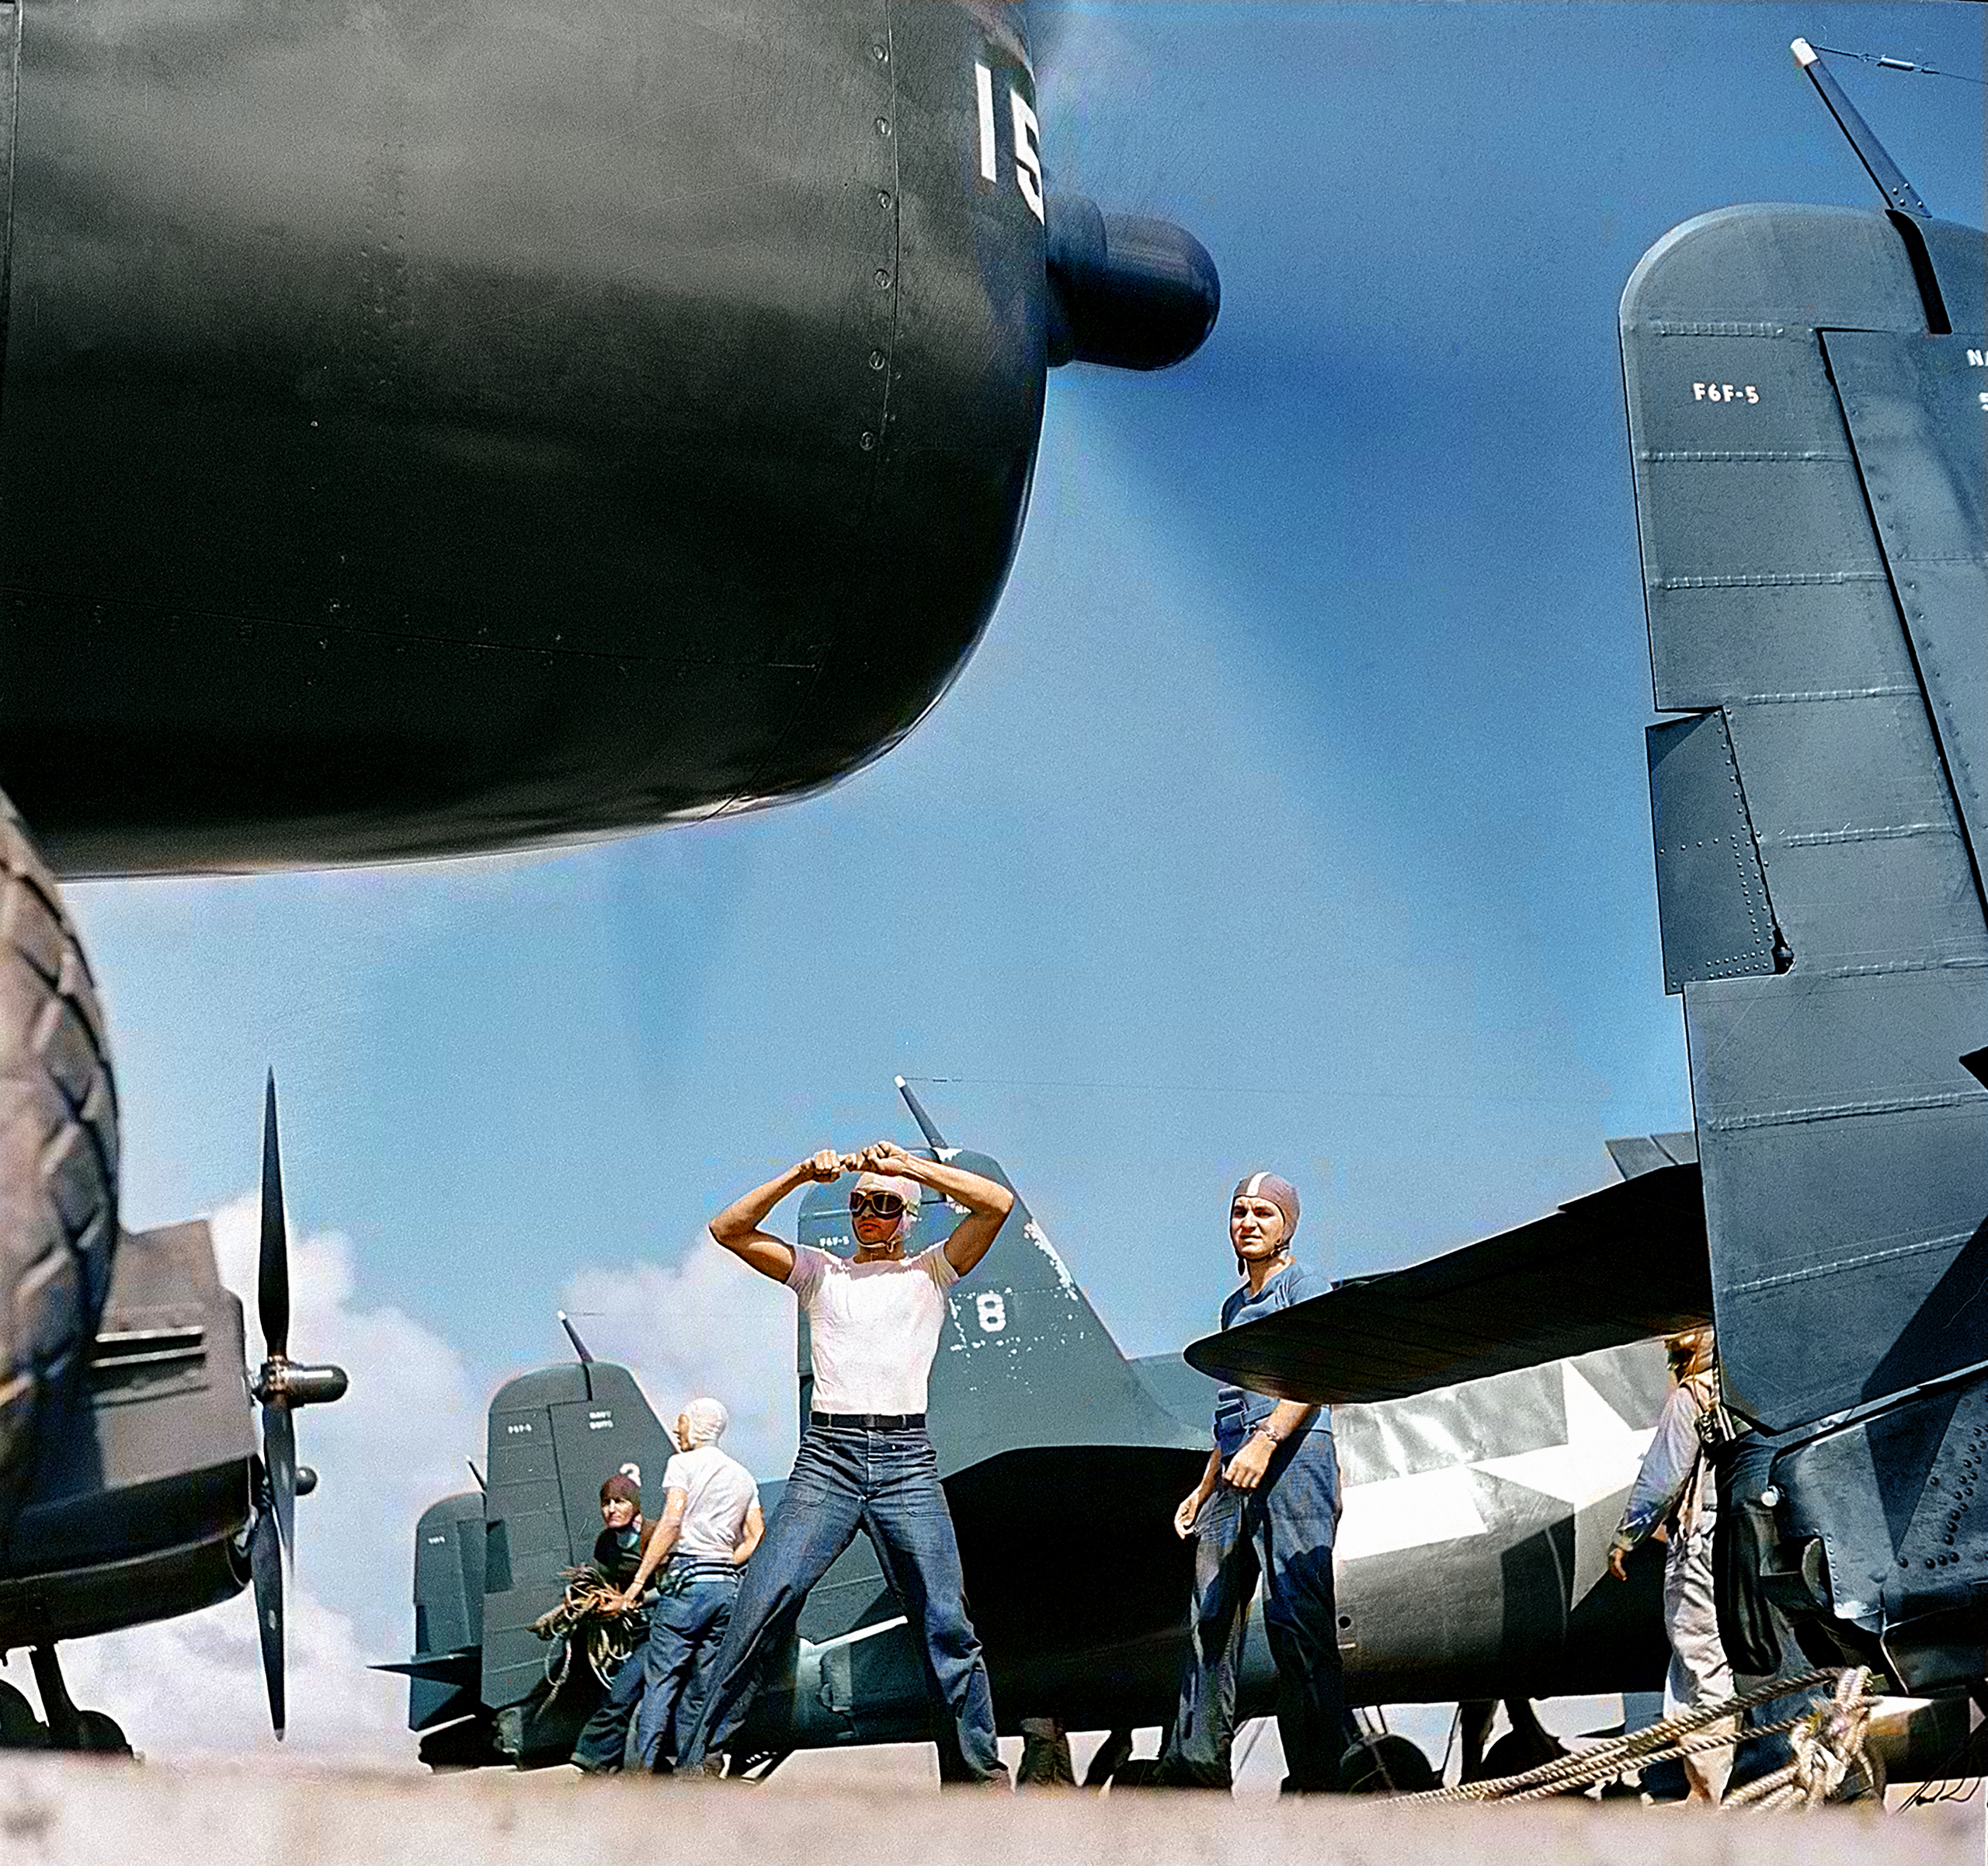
[[1335, 1360, 1658, 1607], [1472, 1362, 1656, 1602], [1472, 1363, 1656, 1510]]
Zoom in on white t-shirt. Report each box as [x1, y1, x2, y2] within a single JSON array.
[[786, 1244, 959, 1416], [662, 1444, 759, 1562]]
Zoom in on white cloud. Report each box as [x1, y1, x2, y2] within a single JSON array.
[[40, 1193, 488, 1763], [561, 1243, 799, 1480], [47, 1211, 798, 1763], [47, 1583, 412, 1764]]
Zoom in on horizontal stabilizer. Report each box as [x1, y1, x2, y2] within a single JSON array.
[[1185, 1158, 1710, 1405], [371, 1649, 480, 1687], [1603, 1131, 1698, 1181]]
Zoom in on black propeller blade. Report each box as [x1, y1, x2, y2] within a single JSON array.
[[263, 1399, 297, 1570], [246, 1070, 346, 1739], [248, 1499, 285, 1739], [259, 1072, 290, 1363]]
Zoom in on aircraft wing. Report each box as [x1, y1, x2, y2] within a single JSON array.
[[1183, 1149, 1709, 1405]]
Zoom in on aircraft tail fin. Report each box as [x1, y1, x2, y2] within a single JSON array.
[[1622, 198, 1988, 1431]]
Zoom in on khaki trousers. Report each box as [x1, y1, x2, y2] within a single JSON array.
[[1663, 1519, 1735, 1800]]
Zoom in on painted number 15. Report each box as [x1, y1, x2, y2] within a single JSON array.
[[975, 63, 1044, 224]]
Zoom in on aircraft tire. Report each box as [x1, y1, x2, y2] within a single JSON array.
[[0, 789, 119, 1538], [1339, 1732, 1437, 1795], [0, 1680, 47, 1747], [71, 1708, 131, 1755]]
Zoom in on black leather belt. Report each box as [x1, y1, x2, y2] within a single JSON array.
[[811, 1411, 926, 1430]]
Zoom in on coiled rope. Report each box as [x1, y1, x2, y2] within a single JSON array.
[[530, 1565, 643, 1697], [1394, 1666, 1874, 1806], [1723, 1670, 1878, 1810]]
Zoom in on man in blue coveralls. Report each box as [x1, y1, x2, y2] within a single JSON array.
[[1156, 1171, 1356, 1792]]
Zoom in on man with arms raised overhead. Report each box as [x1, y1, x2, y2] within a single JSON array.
[[678, 1140, 1013, 1784]]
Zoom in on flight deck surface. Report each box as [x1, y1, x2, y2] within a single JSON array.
[[0, 1757, 1975, 1866]]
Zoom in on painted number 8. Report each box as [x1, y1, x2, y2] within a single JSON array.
[[975, 1292, 1008, 1334]]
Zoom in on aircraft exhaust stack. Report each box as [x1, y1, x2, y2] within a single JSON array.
[[1045, 193, 1220, 371]]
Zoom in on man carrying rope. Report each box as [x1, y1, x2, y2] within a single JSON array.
[[570, 1472, 662, 1772], [1607, 1328, 1735, 1802], [610, 1396, 763, 1771]]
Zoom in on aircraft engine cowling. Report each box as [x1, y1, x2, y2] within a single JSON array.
[[0, 1, 1079, 873]]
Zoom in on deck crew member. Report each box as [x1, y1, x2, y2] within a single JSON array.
[[679, 1141, 1014, 1784], [1157, 1171, 1356, 1793], [610, 1396, 764, 1770], [570, 1472, 660, 1772], [1607, 1328, 1734, 1802]]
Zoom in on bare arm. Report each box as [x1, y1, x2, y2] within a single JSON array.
[[852, 1141, 1015, 1276], [733, 1500, 764, 1565], [1224, 1399, 1320, 1492], [1173, 1447, 1222, 1539], [709, 1150, 847, 1284], [615, 1491, 687, 1607]]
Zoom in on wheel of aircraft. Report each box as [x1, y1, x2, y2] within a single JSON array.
[[69, 1709, 131, 1756], [1080, 1729, 1136, 1789], [23, 1645, 132, 1756], [0, 791, 118, 1541], [1338, 1732, 1437, 1795], [1476, 1701, 1567, 1787], [0, 1680, 44, 1747]]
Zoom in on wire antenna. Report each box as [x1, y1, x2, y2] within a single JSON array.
[[1806, 44, 1985, 86]]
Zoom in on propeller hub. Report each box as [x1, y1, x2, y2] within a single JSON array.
[[1044, 192, 1220, 371], [255, 1355, 349, 1409]]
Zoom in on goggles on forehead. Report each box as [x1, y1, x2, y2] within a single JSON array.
[[850, 1190, 909, 1220]]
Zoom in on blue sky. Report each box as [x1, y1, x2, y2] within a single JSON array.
[[49, 2, 1988, 1752]]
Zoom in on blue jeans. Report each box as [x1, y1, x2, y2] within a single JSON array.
[[679, 1424, 1006, 1782], [569, 1621, 648, 1771], [633, 1564, 739, 1770], [1159, 1427, 1355, 1791]]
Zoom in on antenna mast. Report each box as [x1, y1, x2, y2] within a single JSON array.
[[1792, 39, 1929, 217], [895, 1075, 951, 1151]]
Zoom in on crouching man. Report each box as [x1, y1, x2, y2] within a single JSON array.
[[677, 1141, 1013, 1785], [610, 1397, 764, 1770]]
